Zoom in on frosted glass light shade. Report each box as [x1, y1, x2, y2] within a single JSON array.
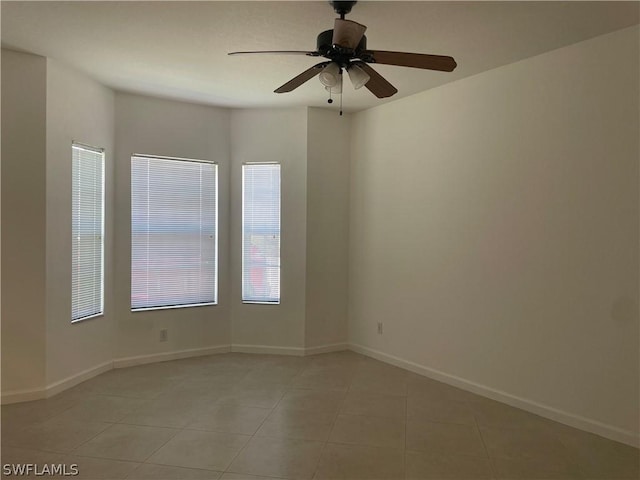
[[319, 62, 341, 87], [325, 71, 343, 94], [348, 64, 370, 89]]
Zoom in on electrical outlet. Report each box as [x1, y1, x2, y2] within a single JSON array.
[[377, 322, 383, 334], [159, 329, 168, 342]]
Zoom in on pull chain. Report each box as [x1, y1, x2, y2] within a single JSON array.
[[339, 69, 343, 116]]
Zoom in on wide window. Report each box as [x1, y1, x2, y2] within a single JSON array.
[[242, 163, 281, 304], [131, 155, 217, 310], [72, 143, 105, 322]]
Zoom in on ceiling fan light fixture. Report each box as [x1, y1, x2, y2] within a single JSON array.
[[319, 62, 341, 87], [325, 74, 343, 94], [347, 63, 370, 89]]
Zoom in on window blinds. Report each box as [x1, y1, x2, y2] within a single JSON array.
[[242, 163, 281, 304], [131, 155, 217, 310], [72, 143, 104, 322]]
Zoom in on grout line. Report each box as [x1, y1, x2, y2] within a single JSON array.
[[309, 374, 351, 480], [220, 374, 287, 475], [403, 393, 408, 479], [473, 414, 497, 479]]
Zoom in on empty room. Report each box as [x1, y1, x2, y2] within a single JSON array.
[[1, 1, 638, 479]]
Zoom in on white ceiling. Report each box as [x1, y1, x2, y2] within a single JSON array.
[[2, 1, 638, 112]]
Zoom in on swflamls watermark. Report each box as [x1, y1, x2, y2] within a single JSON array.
[[2, 464, 79, 476]]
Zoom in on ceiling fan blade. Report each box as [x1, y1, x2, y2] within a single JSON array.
[[356, 62, 398, 98], [228, 50, 320, 56], [332, 19, 367, 50], [365, 50, 457, 72], [274, 62, 329, 93]]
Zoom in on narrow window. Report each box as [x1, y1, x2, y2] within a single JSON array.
[[242, 163, 281, 304], [71, 142, 105, 322], [131, 155, 217, 310]]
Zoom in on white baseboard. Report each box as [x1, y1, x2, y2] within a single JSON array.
[[231, 344, 306, 356], [1, 386, 47, 404], [2, 343, 344, 404], [46, 361, 113, 398], [304, 343, 349, 355], [1, 361, 114, 405], [349, 343, 639, 448], [113, 345, 231, 368]]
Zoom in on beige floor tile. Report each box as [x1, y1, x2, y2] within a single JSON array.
[[276, 389, 346, 413], [1, 446, 62, 462], [187, 404, 271, 435], [349, 371, 408, 397], [314, 443, 404, 479], [357, 361, 408, 377], [405, 450, 493, 479], [220, 472, 288, 480], [5, 418, 111, 453], [303, 351, 363, 369], [407, 375, 482, 403], [81, 374, 173, 399], [290, 367, 353, 391], [406, 395, 476, 425], [491, 456, 583, 479], [329, 414, 405, 450], [159, 381, 233, 407], [121, 361, 193, 380], [406, 419, 486, 457], [52, 395, 147, 423], [227, 436, 324, 480], [555, 427, 639, 479], [480, 425, 575, 470], [470, 398, 553, 430], [240, 365, 302, 385], [340, 391, 406, 419], [147, 429, 250, 471], [1, 389, 87, 428], [119, 396, 204, 428], [4, 352, 635, 480], [127, 463, 221, 479], [256, 408, 336, 441], [217, 385, 287, 409], [63, 455, 140, 479], [73, 424, 179, 462], [1, 447, 65, 478]]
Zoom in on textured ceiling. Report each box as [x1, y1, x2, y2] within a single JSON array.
[[2, 1, 638, 112]]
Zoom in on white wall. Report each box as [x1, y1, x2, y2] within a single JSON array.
[[45, 59, 115, 386], [114, 93, 231, 360], [349, 26, 639, 443], [230, 108, 308, 351], [1, 50, 48, 396], [305, 108, 350, 348]]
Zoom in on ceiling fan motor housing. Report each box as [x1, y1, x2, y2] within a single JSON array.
[[317, 29, 367, 66]]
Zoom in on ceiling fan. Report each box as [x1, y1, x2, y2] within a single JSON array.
[[228, 1, 457, 103]]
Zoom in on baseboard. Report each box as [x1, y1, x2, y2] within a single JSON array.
[[45, 360, 113, 398], [349, 343, 640, 448], [304, 343, 349, 355], [1, 343, 347, 405], [1, 386, 47, 404], [113, 345, 231, 368], [231, 344, 306, 356], [1, 361, 114, 405]]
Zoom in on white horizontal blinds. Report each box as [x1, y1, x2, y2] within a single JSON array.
[[71, 143, 105, 321], [131, 155, 217, 310], [242, 164, 281, 303]]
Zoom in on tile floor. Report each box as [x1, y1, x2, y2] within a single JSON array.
[[1, 351, 638, 479]]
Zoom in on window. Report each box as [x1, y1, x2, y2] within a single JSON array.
[[131, 155, 217, 310], [242, 163, 281, 304], [72, 143, 105, 322]]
